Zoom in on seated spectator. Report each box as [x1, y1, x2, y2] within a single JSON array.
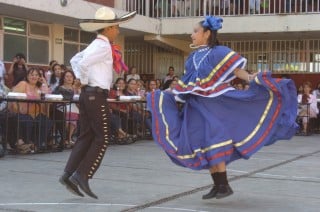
[[109, 78, 129, 140], [137, 79, 146, 99], [53, 70, 80, 148], [9, 67, 53, 152], [297, 81, 319, 134], [8, 53, 28, 87], [126, 66, 140, 82], [125, 79, 139, 96]]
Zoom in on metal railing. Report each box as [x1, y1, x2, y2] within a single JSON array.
[[122, 0, 320, 18]]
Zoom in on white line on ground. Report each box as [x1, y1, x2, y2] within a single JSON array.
[[228, 169, 320, 181], [0, 203, 210, 212]]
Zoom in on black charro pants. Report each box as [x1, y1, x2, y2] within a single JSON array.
[[64, 90, 110, 179]]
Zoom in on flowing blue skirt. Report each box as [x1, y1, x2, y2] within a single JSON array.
[[147, 72, 299, 170]]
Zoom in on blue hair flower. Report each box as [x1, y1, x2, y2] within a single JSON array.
[[202, 16, 223, 31]]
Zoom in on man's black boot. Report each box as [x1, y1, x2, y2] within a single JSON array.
[[59, 172, 84, 197], [69, 171, 98, 199]]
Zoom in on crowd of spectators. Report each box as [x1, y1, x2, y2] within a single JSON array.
[[1, 53, 319, 156]]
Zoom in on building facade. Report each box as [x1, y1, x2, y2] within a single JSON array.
[[0, 0, 320, 86]]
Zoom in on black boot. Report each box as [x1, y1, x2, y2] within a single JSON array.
[[59, 172, 84, 197], [69, 171, 98, 199], [202, 173, 218, 199], [215, 172, 233, 199]]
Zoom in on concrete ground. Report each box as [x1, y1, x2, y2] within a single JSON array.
[[0, 134, 319, 212]]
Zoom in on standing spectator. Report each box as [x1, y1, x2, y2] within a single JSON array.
[[163, 66, 175, 84], [297, 81, 319, 134], [7, 53, 28, 87], [126, 66, 140, 82], [46, 60, 58, 83], [49, 63, 62, 91]]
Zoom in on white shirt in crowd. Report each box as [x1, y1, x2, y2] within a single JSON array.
[[126, 74, 140, 82], [0, 60, 5, 85], [70, 34, 113, 90]]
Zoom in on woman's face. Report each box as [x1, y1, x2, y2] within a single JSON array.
[[116, 79, 126, 90], [64, 72, 74, 85], [27, 70, 40, 85], [303, 84, 311, 94], [54, 65, 62, 78], [131, 68, 137, 74], [191, 24, 210, 46], [128, 80, 137, 91]]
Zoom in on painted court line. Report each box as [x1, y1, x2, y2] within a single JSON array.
[[0, 203, 209, 212]]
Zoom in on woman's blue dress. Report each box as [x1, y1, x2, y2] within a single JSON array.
[[147, 45, 299, 170]]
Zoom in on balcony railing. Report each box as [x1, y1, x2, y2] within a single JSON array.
[[122, 0, 320, 18]]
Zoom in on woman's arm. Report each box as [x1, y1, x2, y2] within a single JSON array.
[[233, 68, 257, 82]]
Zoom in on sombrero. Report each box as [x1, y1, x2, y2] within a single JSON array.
[[79, 7, 136, 32]]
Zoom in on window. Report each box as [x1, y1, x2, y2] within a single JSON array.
[[3, 17, 50, 65], [4, 34, 27, 61], [63, 27, 95, 66], [28, 38, 49, 64]]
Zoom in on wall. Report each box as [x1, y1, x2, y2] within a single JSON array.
[[85, 0, 114, 7]]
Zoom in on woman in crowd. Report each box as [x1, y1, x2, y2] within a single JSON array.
[[126, 66, 140, 82], [8, 53, 28, 86], [297, 81, 319, 134], [109, 78, 128, 140], [49, 63, 62, 91], [53, 70, 81, 147], [10, 67, 53, 152]]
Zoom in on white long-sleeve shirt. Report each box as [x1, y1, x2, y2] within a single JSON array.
[[70, 34, 113, 90]]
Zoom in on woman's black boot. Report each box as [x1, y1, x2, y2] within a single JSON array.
[[202, 173, 218, 199], [215, 171, 233, 199]]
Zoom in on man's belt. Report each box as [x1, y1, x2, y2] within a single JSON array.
[[82, 86, 109, 94]]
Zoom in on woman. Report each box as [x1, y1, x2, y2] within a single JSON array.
[[10, 67, 53, 152], [49, 63, 62, 91], [109, 78, 129, 140], [53, 70, 80, 147], [8, 53, 28, 86], [147, 16, 298, 200], [126, 66, 140, 82], [297, 81, 319, 134]]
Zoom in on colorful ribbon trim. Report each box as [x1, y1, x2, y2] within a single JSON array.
[[111, 43, 128, 74]]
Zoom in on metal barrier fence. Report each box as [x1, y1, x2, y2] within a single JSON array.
[[0, 97, 152, 154]]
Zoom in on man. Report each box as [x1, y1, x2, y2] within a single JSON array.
[[59, 7, 136, 199]]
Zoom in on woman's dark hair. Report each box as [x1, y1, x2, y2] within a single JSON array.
[[199, 21, 219, 48], [49, 60, 57, 67], [59, 70, 76, 86], [26, 67, 42, 88], [50, 63, 61, 85], [162, 79, 173, 90]]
